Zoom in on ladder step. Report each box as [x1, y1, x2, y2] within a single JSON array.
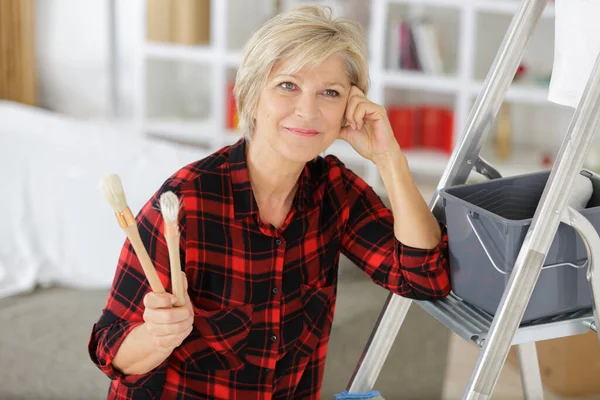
[[416, 294, 594, 346]]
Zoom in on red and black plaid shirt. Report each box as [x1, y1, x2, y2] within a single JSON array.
[[89, 138, 450, 399]]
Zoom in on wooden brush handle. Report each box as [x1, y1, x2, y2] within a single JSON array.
[[165, 225, 185, 307], [124, 225, 165, 293]]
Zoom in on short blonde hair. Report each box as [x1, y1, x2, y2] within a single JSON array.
[[234, 5, 370, 138]]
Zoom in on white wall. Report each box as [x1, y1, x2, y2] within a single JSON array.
[[36, 0, 140, 118], [34, 0, 275, 120]]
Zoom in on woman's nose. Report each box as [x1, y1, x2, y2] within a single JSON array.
[[295, 93, 320, 120]]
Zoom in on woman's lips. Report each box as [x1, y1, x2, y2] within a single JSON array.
[[285, 127, 320, 136]]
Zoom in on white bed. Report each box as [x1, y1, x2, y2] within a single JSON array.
[[0, 101, 211, 298]]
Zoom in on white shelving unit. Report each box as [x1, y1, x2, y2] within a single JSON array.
[[134, 0, 560, 193]]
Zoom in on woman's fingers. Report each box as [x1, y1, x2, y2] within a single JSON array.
[[348, 99, 385, 131], [144, 292, 175, 309], [344, 87, 366, 128], [149, 319, 193, 337], [144, 303, 193, 325], [352, 101, 370, 131], [142, 272, 195, 350], [182, 271, 188, 291], [345, 86, 388, 132], [152, 326, 193, 349], [345, 98, 364, 130]]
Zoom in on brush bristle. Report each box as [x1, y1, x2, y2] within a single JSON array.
[[160, 191, 181, 223], [98, 174, 128, 212]]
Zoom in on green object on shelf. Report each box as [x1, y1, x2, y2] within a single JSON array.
[[533, 75, 551, 87]]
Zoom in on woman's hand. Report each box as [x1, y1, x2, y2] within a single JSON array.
[[339, 86, 401, 165], [142, 272, 194, 351]]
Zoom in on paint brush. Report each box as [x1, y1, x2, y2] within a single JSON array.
[[98, 174, 165, 293]]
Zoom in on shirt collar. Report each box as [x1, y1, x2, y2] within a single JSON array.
[[228, 138, 315, 220]]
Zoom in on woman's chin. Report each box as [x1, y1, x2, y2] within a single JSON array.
[[279, 140, 325, 163]]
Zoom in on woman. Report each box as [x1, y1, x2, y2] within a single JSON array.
[[89, 5, 450, 399]]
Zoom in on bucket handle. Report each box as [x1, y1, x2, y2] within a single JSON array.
[[466, 212, 588, 275], [560, 206, 600, 340]]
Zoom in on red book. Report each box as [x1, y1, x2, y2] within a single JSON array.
[[388, 106, 416, 150], [418, 106, 453, 154], [226, 82, 238, 130]]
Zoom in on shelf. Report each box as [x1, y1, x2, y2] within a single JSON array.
[[505, 84, 549, 104], [387, 0, 462, 7], [399, 146, 551, 178], [224, 51, 243, 67], [145, 118, 216, 144], [324, 143, 547, 179], [478, 145, 551, 177], [471, 81, 549, 104], [146, 43, 215, 63], [383, 70, 462, 93], [138, 0, 562, 189], [386, 0, 555, 18], [475, 0, 555, 18], [405, 149, 451, 176], [146, 119, 244, 148], [146, 43, 242, 67]]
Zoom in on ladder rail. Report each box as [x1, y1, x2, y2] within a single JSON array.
[[346, 0, 549, 394], [463, 43, 600, 400], [516, 343, 544, 400]]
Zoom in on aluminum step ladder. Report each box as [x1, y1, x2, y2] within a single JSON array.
[[336, 0, 600, 399]]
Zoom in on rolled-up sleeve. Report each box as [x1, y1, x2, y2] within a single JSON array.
[[336, 158, 450, 300], [88, 189, 185, 390], [89, 309, 166, 389]]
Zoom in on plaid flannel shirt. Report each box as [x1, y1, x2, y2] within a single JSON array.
[[88, 138, 450, 399]]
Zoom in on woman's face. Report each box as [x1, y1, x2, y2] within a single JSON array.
[[252, 55, 352, 163]]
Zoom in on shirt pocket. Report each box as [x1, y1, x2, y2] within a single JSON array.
[[278, 284, 336, 373], [298, 283, 335, 353], [172, 303, 253, 372]]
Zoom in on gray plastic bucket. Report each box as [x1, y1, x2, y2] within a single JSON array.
[[439, 170, 600, 322]]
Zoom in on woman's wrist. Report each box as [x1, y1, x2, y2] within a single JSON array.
[[372, 145, 406, 171]]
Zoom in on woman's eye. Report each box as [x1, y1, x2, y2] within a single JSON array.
[[324, 89, 340, 97], [280, 82, 296, 90]]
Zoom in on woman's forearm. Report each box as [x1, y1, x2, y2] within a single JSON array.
[[112, 323, 173, 376], [374, 150, 442, 249]]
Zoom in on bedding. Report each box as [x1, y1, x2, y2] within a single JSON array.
[[0, 101, 210, 298]]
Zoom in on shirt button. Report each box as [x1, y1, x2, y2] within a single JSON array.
[[270, 335, 277, 342], [275, 239, 282, 246], [272, 287, 279, 294]]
